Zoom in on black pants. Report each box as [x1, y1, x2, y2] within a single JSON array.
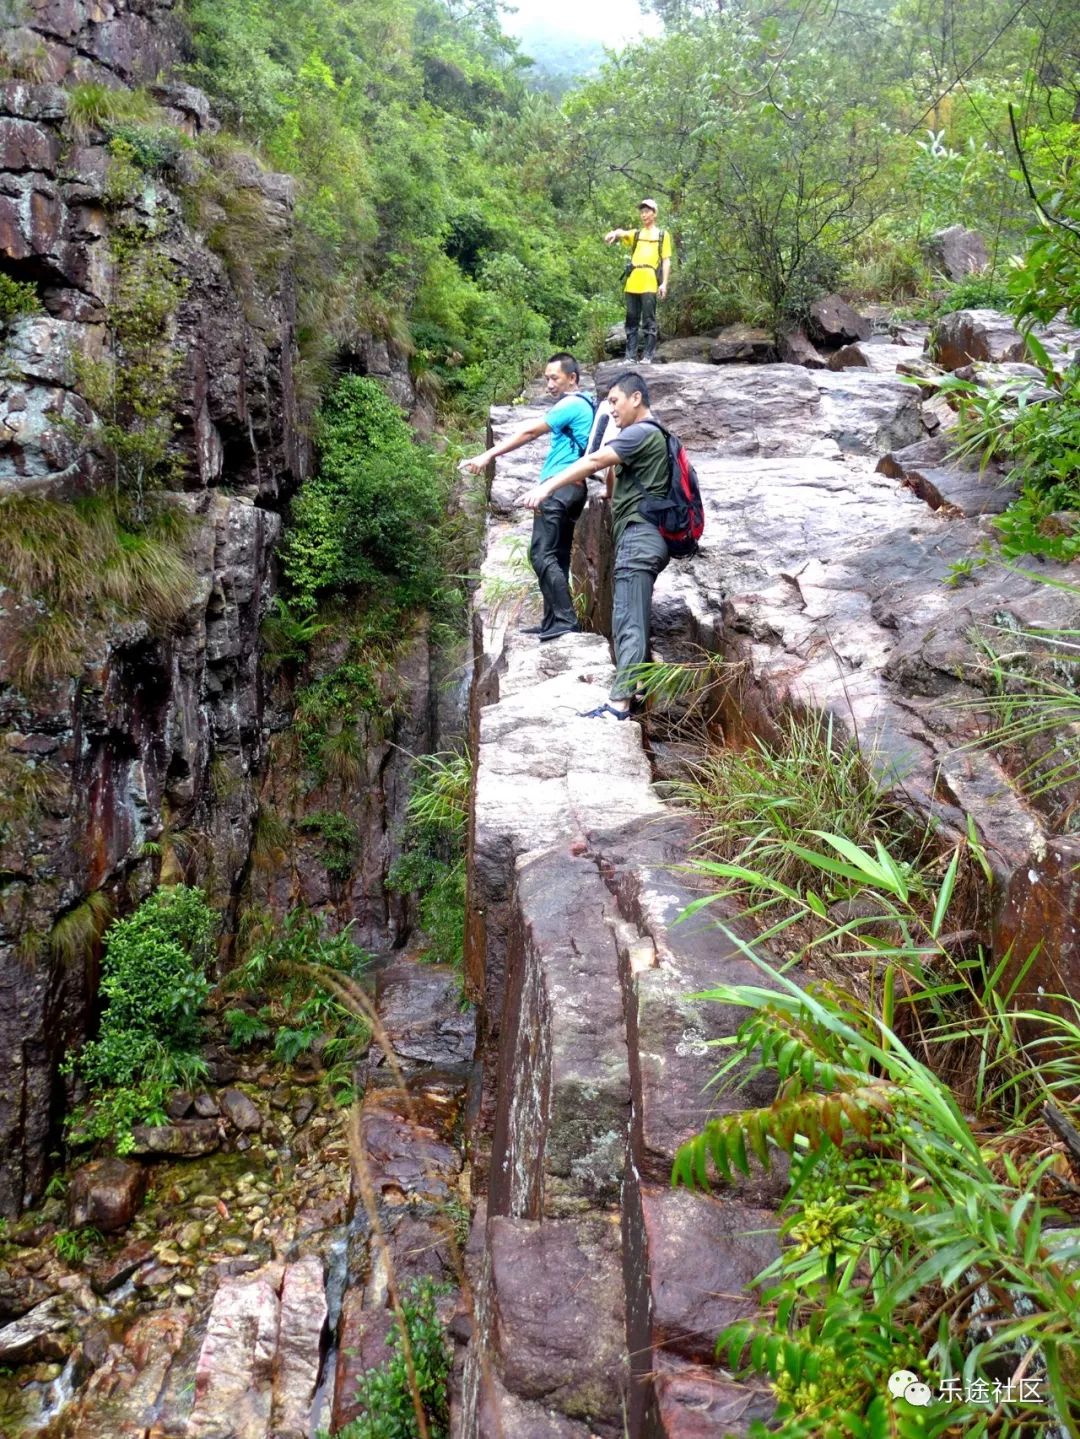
[[625, 291, 657, 361], [529, 488, 584, 634]]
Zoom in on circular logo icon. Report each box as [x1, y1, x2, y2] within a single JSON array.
[[888, 1370, 919, 1398], [904, 1381, 933, 1407]]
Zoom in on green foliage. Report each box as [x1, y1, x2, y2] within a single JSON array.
[[675, 965, 1080, 1438], [66, 82, 155, 138], [298, 809, 359, 880], [388, 752, 470, 970], [0, 492, 195, 689], [1008, 143, 1080, 329], [227, 908, 371, 1097], [261, 597, 330, 671], [674, 712, 899, 895], [285, 376, 445, 611], [224, 1005, 273, 1047], [74, 222, 188, 514], [53, 1227, 103, 1264], [939, 364, 1080, 561], [931, 275, 1013, 314], [330, 1278, 451, 1439], [48, 891, 114, 964], [66, 886, 217, 1151], [0, 272, 41, 327]]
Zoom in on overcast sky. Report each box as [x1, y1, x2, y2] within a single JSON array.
[[500, 0, 661, 45]]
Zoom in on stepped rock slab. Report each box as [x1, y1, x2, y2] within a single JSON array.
[[480, 1214, 628, 1432], [489, 846, 630, 1219]]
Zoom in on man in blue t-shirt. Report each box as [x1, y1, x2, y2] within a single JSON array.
[[464, 353, 596, 640]]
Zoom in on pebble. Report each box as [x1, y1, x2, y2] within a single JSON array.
[[221, 1239, 247, 1256], [173, 1283, 195, 1299], [157, 1249, 182, 1267]]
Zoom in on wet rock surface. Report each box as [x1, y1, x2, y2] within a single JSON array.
[[0, 952, 474, 1438]]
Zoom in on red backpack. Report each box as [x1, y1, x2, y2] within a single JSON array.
[[632, 418, 705, 558]]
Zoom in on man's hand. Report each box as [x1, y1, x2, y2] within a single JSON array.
[[462, 453, 491, 474], [522, 485, 547, 510], [658, 283, 668, 300], [604, 229, 622, 245]]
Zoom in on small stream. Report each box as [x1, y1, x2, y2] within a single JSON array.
[[0, 949, 476, 1439]]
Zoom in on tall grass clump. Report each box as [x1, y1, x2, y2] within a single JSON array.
[[388, 751, 470, 971]]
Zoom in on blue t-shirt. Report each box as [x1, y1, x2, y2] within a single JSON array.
[[539, 392, 595, 481]]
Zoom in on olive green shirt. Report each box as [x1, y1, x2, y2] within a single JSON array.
[[608, 421, 669, 545]]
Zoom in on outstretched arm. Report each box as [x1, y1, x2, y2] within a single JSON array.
[[462, 417, 550, 474], [521, 446, 622, 510]]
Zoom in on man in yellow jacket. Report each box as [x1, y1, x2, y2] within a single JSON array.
[[604, 199, 673, 365]]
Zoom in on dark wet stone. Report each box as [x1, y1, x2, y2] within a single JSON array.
[[292, 1097, 316, 1128], [128, 1121, 221, 1157], [220, 1088, 263, 1133], [808, 293, 871, 345], [650, 1353, 774, 1437], [375, 958, 476, 1068], [637, 1187, 779, 1364], [165, 1091, 194, 1120], [68, 1158, 147, 1233], [933, 308, 1028, 370], [193, 1091, 220, 1118], [89, 1239, 153, 1296], [0, 1268, 55, 1321], [486, 1215, 628, 1425]]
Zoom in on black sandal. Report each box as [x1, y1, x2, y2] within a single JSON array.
[[579, 703, 633, 720]]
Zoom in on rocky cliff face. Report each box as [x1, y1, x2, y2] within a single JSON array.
[[0, 0, 437, 1216]]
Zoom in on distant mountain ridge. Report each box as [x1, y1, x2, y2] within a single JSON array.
[[514, 23, 608, 95]]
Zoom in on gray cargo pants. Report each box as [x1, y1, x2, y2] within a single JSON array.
[[611, 520, 669, 700]]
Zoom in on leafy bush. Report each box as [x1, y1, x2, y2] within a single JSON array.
[[285, 376, 445, 611], [0, 271, 41, 326], [932, 274, 1013, 314], [329, 1278, 451, 1439], [227, 908, 371, 1097], [66, 886, 217, 1150], [676, 965, 1080, 1439]]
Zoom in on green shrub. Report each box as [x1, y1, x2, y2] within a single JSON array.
[[932, 274, 1012, 314], [329, 1278, 451, 1439], [227, 908, 371, 1098], [388, 752, 470, 970], [298, 809, 359, 880], [0, 271, 41, 326], [284, 376, 445, 612], [66, 886, 217, 1151], [677, 966, 1080, 1438], [66, 81, 156, 138]]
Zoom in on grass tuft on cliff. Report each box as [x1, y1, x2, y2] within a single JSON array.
[[0, 494, 197, 688]]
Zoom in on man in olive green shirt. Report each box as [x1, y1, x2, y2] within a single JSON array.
[[522, 371, 670, 716], [604, 199, 673, 364]]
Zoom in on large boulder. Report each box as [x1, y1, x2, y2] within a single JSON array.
[[709, 323, 775, 364], [777, 327, 827, 368], [68, 1157, 147, 1233], [923, 225, 988, 280], [932, 309, 1028, 371], [807, 293, 871, 345]]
